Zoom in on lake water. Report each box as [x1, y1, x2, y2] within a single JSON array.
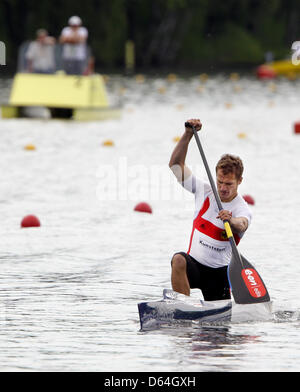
[[0, 72, 299, 373]]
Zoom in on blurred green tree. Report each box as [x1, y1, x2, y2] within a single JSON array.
[[0, 0, 298, 72]]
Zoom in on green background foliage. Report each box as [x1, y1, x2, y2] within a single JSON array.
[[0, 0, 299, 71]]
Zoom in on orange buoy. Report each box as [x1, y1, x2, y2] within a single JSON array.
[[294, 122, 300, 134], [24, 144, 36, 151], [135, 74, 145, 83], [229, 72, 240, 81], [21, 215, 41, 228], [102, 140, 115, 147], [243, 195, 255, 205], [175, 104, 184, 111], [237, 132, 247, 139], [199, 73, 208, 82], [134, 202, 152, 214], [157, 86, 166, 94], [167, 73, 177, 82]]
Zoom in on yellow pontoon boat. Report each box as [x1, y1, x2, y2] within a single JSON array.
[[1, 72, 121, 121], [256, 59, 300, 79]]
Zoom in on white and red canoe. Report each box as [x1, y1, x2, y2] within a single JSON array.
[[138, 289, 273, 330]]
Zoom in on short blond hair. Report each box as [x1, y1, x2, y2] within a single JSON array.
[[216, 154, 244, 180]]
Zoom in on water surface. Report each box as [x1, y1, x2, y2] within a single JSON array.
[[0, 73, 299, 371]]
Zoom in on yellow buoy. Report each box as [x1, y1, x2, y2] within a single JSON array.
[[167, 73, 177, 83], [173, 136, 181, 143], [135, 74, 145, 83], [237, 132, 247, 139], [24, 144, 36, 151], [199, 73, 208, 82], [158, 86, 166, 94], [233, 85, 242, 93], [175, 104, 184, 111], [102, 140, 114, 147], [230, 72, 240, 81], [225, 102, 233, 109], [196, 85, 204, 93]]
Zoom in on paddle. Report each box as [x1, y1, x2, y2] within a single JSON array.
[[185, 122, 270, 304]]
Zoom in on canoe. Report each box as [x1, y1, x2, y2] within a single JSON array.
[[138, 289, 273, 330]]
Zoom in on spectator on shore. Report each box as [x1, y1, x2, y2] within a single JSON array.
[[59, 16, 88, 75], [25, 29, 56, 74]]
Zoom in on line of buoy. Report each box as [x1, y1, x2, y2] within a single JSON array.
[[129, 72, 249, 87], [21, 193, 258, 226]]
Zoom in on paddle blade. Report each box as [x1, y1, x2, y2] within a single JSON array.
[[228, 254, 270, 304]]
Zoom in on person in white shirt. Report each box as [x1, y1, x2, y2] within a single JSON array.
[[169, 118, 252, 301], [25, 29, 56, 74], [59, 16, 88, 75]]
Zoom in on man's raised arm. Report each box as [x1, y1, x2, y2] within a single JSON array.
[[169, 119, 202, 182]]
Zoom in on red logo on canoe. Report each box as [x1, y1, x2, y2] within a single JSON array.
[[242, 269, 267, 298]]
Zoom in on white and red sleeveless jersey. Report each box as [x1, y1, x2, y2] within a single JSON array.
[[181, 174, 252, 268]]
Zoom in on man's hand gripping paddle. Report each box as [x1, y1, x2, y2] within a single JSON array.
[[185, 122, 270, 304]]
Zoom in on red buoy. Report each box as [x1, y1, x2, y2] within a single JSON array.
[[294, 122, 300, 134], [21, 215, 41, 228], [134, 202, 152, 214], [243, 195, 255, 205], [256, 65, 276, 80]]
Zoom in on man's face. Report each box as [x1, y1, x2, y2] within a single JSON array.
[[37, 33, 47, 43], [216, 169, 242, 202]]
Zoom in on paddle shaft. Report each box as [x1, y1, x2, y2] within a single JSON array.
[[190, 125, 243, 266]]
